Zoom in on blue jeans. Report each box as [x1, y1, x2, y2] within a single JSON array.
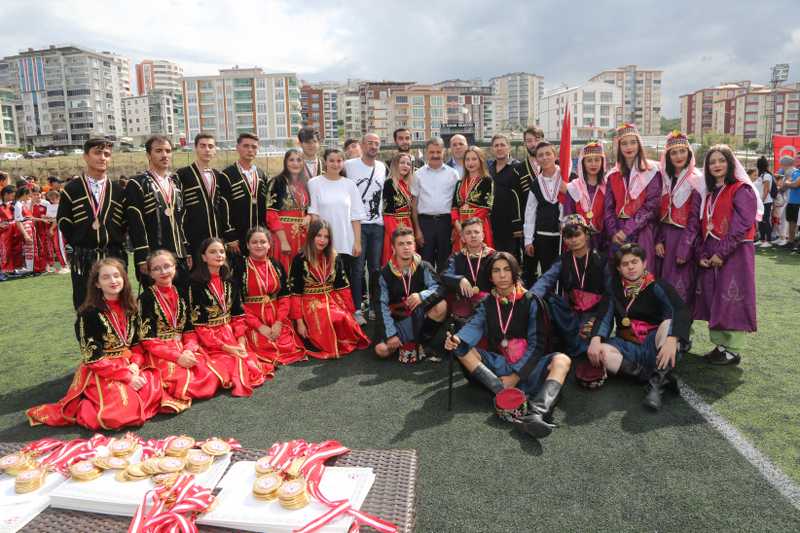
[[353, 223, 384, 311]]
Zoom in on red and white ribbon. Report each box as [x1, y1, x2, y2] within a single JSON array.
[[129, 474, 214, 533], [23, 434, 110, 476]]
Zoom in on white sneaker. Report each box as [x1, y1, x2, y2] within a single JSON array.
[[775, 239, 788, 246], [354, 311, 367, 326], [59, 267, 70, 274]]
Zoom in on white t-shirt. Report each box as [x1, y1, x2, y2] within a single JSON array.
[[46, 201, 59, 218], [308, 176, 366, 255], [344, 158, 386, 225], [411, 164, 460, 215], [755, 172, 773, 203]]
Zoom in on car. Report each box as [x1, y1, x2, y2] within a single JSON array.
[[23, 151, 45, 159], [70, 148, 83, 155], [0, 152, 23, 161], [44, 149, 65, 157]]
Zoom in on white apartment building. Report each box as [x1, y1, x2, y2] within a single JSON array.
[[589, 65, 662, 135], [489, 72, 544, 131], [539, 81, 623, 141]]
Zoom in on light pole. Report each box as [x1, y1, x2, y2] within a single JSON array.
[[766, 64, 790, 153]]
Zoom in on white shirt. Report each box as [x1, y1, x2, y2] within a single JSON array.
[[237, 163, 259, 194], [344, 157, 386, 225], [755, 172, 773, 203], [523, 171, 564, 246], [86, 176, 107, 203], [308, 176, 366, 255], [411, 164, 460, 215], [13, 201, 28, 222], [46, 201, 59, 218]]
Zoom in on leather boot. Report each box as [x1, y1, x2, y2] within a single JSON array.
[[469, 363, 503, 394], [518, 379, 563, 438], [642, 367, 678, 411], [618, 358, 647, 382]]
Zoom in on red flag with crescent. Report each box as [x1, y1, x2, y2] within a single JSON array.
[[773, 135, 800, 172]]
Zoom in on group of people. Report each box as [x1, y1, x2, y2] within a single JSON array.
[[0, 173, 70, 279], [19, 121, 761, 440]]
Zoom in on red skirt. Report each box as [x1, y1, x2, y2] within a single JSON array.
[[452, 207, 493, 253], [244, 301, 307, 365], [382, 212, 412, 266], [269, 209, 308, 274], [298, 292, 370, 359], [142, 339, 222, 410], [26, 354, 165, 431], [194, 323, 272, 397]]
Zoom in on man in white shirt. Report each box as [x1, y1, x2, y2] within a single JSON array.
[[411, 137, 460, 272], [345, 133, 387, 321]]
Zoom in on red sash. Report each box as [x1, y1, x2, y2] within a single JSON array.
[[701, 181, 756, 241]]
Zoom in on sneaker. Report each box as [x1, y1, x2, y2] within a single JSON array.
[[706, 347, 741, 366], [774, 239, 787, 246], [759, 241, 772, 248], [58, 267, 70, 274], [354, 311, 367, 326]]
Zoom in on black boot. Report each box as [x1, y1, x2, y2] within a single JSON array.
[[518, 380, 563, 438], [469, 363, 503, 394], [642, 367, 678, 411]]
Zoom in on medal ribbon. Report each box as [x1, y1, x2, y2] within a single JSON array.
[[208, 277, 228, 314], [466, 248, 484, 285], [105, 304, 129, 344], [238, 163, 259, 200], [539, 173, 560, 204], [86, 177, 108, 225], [572, 253, 589, 290], [310, 257, 330, 285], [494, 289, 518, 341], [248, 258, 276, 297], [129, 474, 215, 533], [622, 272, 654, 320], [705, 184, 728, 233], [153, 286, 178, 330], [22, 434, 110, 476], [289, 178, 309, 210], [149, 171, 173, 209]]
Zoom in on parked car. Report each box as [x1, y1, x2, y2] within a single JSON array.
[[0, 152, 23, 161], [70, 148, 83, 155], [23, 151, 45, 159], [44, 149, 65, 157]]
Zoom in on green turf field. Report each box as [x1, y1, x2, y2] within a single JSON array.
[[0, 250, 798, 532]]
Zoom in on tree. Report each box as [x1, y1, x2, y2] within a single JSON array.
[[660, 117, 680, 134]]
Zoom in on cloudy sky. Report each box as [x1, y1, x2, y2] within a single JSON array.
[[2, 0, 798, 117]]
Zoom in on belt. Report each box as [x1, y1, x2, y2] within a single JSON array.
[[419, 213, 450, 219]]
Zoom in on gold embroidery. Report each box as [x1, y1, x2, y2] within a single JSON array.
[[117, 382, 129, 407]]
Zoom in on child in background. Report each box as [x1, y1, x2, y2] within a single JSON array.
[[45, 189, 69, 273], [13, 186, 34, 274], [30, 186, 54, 272], [773, 173, 788, 245]]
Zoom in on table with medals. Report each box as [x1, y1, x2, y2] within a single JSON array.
[[0, 437, 418, 533]]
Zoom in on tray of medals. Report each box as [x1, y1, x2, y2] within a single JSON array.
[[197, 456, 375, 532], [0, 449, 70, 532], [48, 435, 232, 517]]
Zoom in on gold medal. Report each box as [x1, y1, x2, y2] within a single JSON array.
[[15, 468, 45, 494], [253, 473, 283, 501], [166, 435, 195, 457], [164, 207, 173, 217], [471, 286, 480, 296], [500, 338, 509, 348], [92, 219, 100, 230], [621, 317, 631, 327], [586, 210, 593, 220]]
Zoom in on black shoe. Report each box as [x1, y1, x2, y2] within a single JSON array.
[[517, 379, 563, 439], [642, 368, 678, 411], [469, 363, 503, 393], [703, 346, 723, 360], [618, 358, 647, 382], [706, 348, 741, 366]]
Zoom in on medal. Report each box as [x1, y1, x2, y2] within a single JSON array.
[[472, 286, 480, 296], [621, 317, 631, 327], [465, 247, 484, 289], [501, 338, 509, 348], [84, 175, 107, 233], [164, 207, 173, 216], [92, 219, 100, 230], [150, 171, 175, 217], [495, 289, 517, 352], [586, 210, 593, 219]]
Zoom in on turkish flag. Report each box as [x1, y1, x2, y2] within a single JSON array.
[[558, 107, 572, 203], [772, 135, 800, 172]]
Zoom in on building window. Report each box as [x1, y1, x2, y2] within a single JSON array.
[[582, 91, 595, 102], [395, 95, 408, 104], [411, 96, 424, 106]]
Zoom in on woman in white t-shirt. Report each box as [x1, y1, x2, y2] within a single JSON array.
[[308, 149, 366, 306], [755, 156, 773, 247]]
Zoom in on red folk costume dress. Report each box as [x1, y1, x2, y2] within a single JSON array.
[[27, 301, 165, 430], [138, 285, 222, 411], [14, 201, 38, 271], [450, 174, 494, 253], [239, 256, 307, 365], [289, 252, 370, 358], [266, 174, 309, 273], [381, 178, 413, 266], [32, 201, 54, 271], [189, 274, 271, 397], [0, 201, 14, 273]]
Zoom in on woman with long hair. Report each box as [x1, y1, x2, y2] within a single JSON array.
[[30, 185, 54, 272], [138, 249, 222, 411], [451, 146, 494, 253], [381, 152, 414, 265], [27, 258, 165, 429], [188, 237, 271, 397], [266, 149, 310, 273], [289, 219, 370, 358], [603, 123, 662, 261], [238, 226, 307, 365], [564, 141, 607, 253], [695, 145, 760, 365], [0, 185, 16, 276], [654, 131, 705, 308]]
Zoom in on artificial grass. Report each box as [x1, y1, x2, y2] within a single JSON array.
[[0, 254, 799, 532]]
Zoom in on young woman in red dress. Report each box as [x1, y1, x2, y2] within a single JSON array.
[[138, 249, 223, 412], [27, 258, 165, 430], [0, 186, 15, 276], [381, 152, 414, 266], [238, 226, 306, 365], [451, 146, 494, 253], [188, 238, 272, 397], [266, 149, 311, 273], [30, 186, 54, 272], [289, 219, 370, 358]]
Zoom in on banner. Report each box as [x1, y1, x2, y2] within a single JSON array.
[[772, 135, 800, 172]]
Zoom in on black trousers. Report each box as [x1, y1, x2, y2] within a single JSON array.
[[527, 234, 560, 284], [338, 253, 358, 309], [759, 202, 773, 241], [70, 245, 128, 310], [419, 214, 452, 272]]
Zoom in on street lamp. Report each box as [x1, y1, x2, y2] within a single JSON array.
[[766, 63, 790, 152]]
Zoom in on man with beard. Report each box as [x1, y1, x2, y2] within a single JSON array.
[[126, 135, 191, 291], [410, 137, 460, 272], [344, 133, 387, 324], [389, 128, 423, 170]]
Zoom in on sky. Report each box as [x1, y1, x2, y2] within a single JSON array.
[[1, 0, 799, 117]]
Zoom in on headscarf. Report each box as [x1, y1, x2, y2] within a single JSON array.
[[659, 130, 705, 209], [567, 141, 607, 212], [702, 145, 764, 222], [612, 123, 659, 200]]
